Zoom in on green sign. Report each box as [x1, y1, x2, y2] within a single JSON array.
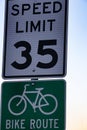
[[1, 80, 66, 130]]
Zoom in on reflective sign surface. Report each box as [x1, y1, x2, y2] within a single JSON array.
[[3, 0, 68, 78], [1, 80, 66, 130]]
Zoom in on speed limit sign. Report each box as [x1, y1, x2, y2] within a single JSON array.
[[3, 0, 68, 78]]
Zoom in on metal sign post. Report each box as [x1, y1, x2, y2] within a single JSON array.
[[1, 80, 66, 130], [3, 0, 68, 78]]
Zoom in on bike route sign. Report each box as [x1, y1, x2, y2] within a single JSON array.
[[3, 0, 68, 78], [1, 80, 66, 130]]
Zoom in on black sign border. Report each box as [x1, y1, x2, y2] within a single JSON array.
[[2, 0, 68, 79]]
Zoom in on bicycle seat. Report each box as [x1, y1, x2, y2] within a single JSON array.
[[35, 88, 44, 91]]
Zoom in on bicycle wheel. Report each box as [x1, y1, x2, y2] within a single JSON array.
[[39, 94, 58, 115], [8, 95, 27, 116]]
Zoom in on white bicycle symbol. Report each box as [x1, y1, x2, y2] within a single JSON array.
[[8, 84, 58, 116]]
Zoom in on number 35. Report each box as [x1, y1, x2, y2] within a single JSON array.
[[11, 40, 58, 69]]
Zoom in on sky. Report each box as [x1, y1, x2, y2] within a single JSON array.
[[0, 0, 87, 130]]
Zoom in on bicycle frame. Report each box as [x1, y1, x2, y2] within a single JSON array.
[[18, 85, 49, 111]]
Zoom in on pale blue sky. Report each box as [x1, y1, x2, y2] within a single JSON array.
[[0, 0, 87, 130]]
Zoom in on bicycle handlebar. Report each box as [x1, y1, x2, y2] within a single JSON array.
[[24, 84, 30, 90]]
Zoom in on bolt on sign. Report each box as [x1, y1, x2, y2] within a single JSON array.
[[1, 80, 66, 130], [3, 0, 68, 78]]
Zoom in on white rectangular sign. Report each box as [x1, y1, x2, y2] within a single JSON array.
[[3, 0, 68, 78]]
